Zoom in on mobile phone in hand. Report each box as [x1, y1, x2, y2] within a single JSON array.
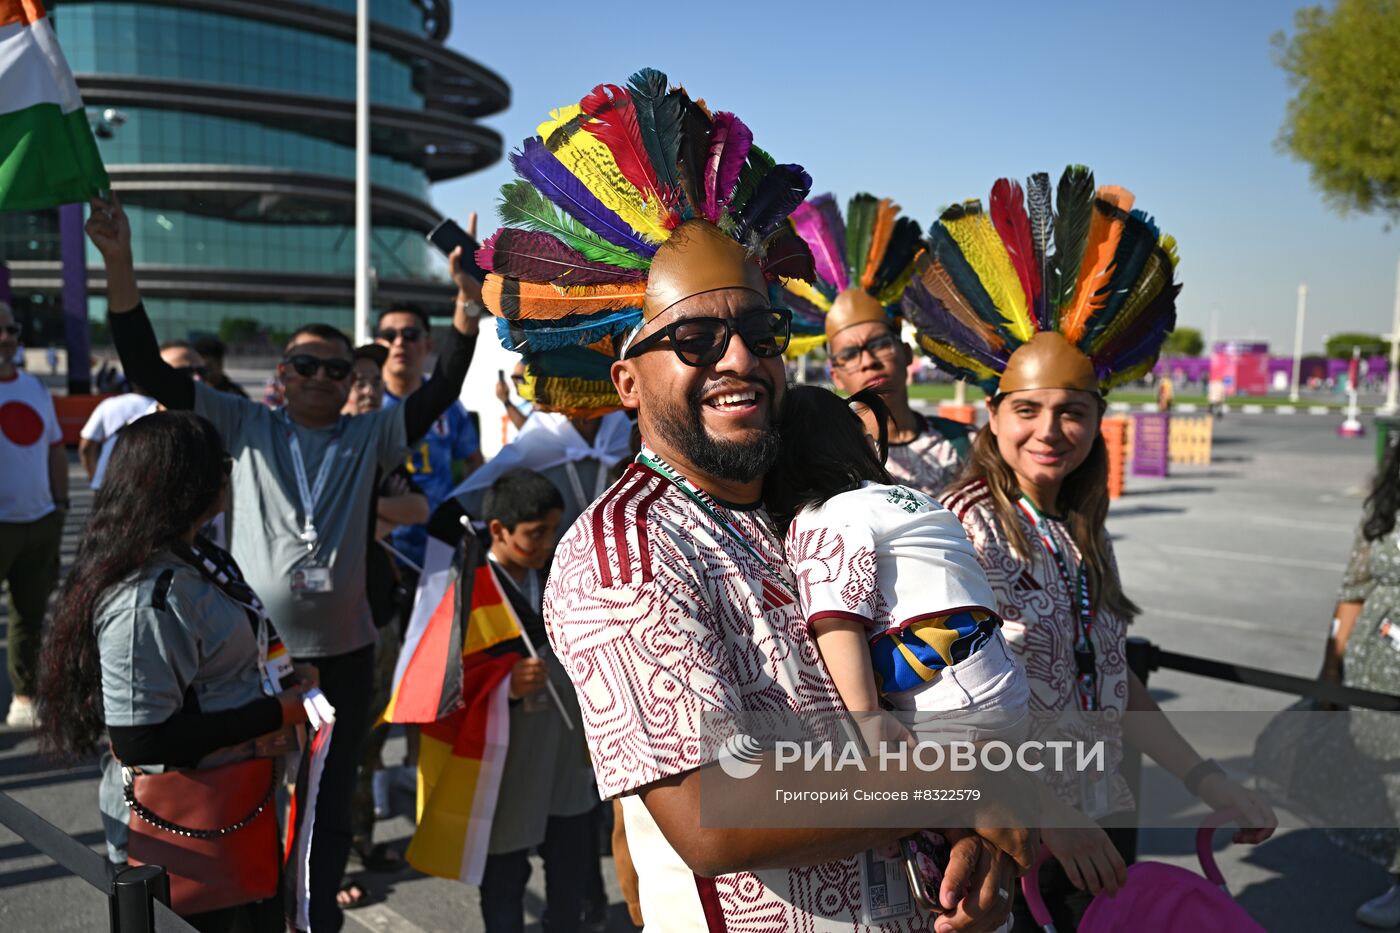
[[426, 218, 487, 284], [901, 831, 952, 915]]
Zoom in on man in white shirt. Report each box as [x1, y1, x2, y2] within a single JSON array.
[[0, 301, 68, 728], [79, 342, 205, 489]]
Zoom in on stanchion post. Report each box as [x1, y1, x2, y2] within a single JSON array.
[[1120, 637, 1158, 865], [109, 864, 170, 933]]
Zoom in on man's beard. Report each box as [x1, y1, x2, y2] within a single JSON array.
[[650, 380, 781, 485]]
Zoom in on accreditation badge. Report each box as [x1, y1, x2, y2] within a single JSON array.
[[290, 564, 333, 594], [859, 846, 916, 923], [1379, 617, 1400, 651]]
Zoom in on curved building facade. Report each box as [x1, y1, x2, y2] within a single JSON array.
[[2, 0, 507, 340]]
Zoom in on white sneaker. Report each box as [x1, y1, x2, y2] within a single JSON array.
[[5, 697, 38, 729], [1357, 884, 1400, 928]]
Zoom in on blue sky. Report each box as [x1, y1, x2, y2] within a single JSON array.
[[434, 0, 1396, 354]]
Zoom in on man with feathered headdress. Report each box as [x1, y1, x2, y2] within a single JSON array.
[[784, 194, 973, 495], [478, 67, 1033, 932]]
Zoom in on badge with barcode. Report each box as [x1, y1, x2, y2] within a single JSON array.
[[1379, 618, 1400, 651], [859, 847, 915, 923]]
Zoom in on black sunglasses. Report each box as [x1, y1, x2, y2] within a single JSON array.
[[173, 364, 208, 381], [284, 354, 353, 381], [376, 326, 425, 344], [831, 332, 898, 370], [626, 309, 792, 368], [221, 454, 234, 476], [0, 324, 20, 337]]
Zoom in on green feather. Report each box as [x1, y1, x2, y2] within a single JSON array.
[[1051, 165, 1095, 330], [728, 145, 775, 215], [497, 181, 650, 271], [845, 193, 878, 289]]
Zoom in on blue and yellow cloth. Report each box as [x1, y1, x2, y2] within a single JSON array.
[[870, 610, 997, 695]]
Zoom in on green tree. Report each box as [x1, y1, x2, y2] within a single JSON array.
[[1274, 0, 1400, 221], [218, 317, 263, 346], [1162, 327, 1204, 357], [1325, 332, 1388, 357]]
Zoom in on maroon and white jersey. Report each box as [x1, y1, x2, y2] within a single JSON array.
[[544, 462, 939, 932], [944, 479, 1133, 818], [885, 421, 965, 497]]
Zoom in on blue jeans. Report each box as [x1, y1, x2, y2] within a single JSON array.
[[479, 811, 593, 933]]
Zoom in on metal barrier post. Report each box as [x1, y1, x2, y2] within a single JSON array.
[[109, 864, 170, 933], [1120, 636, 1158, 865]]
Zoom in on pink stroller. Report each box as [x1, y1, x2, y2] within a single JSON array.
[[1019, 810, 1266, 932]]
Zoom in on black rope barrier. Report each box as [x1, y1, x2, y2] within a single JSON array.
[[0, 790, 196, 933]]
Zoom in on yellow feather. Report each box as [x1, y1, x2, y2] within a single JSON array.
[[780, 277, 833, 313], [1102, 358, 1151, 391], [785, 333, 828, 359], [916, 335, 1001, 384], [941, 202, 1034, 343], [537, 105, 672, 244]]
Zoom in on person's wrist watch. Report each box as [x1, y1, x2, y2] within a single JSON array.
[[1183, 758, 1226, 796], [456, 297, 484, 319], [53, 497, 71, 511]]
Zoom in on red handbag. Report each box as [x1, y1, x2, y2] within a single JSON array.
[[124, 756, 280, 916]]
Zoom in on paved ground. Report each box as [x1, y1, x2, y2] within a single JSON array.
[[0, 413, 1390, 931]]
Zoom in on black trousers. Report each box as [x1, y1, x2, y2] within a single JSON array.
[[295, 643, 375, 933], [478, 811, 593, 933]]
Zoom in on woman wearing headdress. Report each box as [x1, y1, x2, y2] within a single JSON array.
[[908, 168, 1277, 928], [784, 194, 972, 495]]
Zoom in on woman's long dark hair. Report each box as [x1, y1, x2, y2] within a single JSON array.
[[764, 386, 893, 532], [1364, 433, 1400, 541], [39, 411, 227, 760]]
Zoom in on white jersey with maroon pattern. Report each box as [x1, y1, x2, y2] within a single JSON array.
[[943, 479, 1133, 817], [884, 417, 965, 497], [544, 462, 939, 932]]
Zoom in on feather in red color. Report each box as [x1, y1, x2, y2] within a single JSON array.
[[702, 112, 754, 223], [990, 179, 1040, 317], [478, 229, 645, 286], [580, 84, 674, 216]]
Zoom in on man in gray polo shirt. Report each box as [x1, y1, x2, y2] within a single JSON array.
[[88, 194, 482, 930]]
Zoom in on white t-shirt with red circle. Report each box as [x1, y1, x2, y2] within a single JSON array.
[[0, 372, 62, 522]]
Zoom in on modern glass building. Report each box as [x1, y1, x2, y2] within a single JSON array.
[[1, 0, 507, 341]]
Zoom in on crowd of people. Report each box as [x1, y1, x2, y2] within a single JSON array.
[[9, 63, 1398, 933]]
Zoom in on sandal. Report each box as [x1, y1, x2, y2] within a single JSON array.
[[359, 843, 407, 874], [336, 881, 372, 910]]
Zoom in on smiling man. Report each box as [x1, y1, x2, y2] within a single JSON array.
[[86, 193, 482, 931], [479, 70, 1031, 933]]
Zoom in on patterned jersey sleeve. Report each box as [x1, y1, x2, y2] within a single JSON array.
[[543, 541, 742, 799], [1339, 525, 1375, 603], [786, 503, 879, 631]]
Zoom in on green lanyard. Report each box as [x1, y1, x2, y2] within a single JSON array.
[[635, 448, 797, 599]]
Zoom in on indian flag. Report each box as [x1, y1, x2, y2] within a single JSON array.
[[0, 0, 108, 211]]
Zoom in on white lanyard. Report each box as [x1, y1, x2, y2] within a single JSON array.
[[563, 459, 610, 511], [284, 413, 340, 549]]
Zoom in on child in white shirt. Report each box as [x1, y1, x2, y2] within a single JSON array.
[[766, 386, 1027, 731]]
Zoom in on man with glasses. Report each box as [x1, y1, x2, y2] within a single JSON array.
[[78, 340, 206, 490], [86, 193, 483, 930], [376, 300, 483, 579], [826, 306, 971, 495], [0, 301, 67, 729]]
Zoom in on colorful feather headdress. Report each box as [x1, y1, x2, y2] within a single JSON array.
[[903, 166, 1181, 396], [477, 67, 815, 417], [781, 193, 924, 357]]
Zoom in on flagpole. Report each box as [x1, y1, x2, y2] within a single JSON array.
[[515, 624, 575, 731], [353, 0, 371, 345]]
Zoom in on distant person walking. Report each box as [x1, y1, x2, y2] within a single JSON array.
[[0, 300, 68, 729], [193, 334, 249, 399]]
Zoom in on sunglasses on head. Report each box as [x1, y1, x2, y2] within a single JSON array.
[[626, 308, 792, 368], [376, 326, 424, 344], [0, 324, 20, 337], [284, 355, 353, 381]]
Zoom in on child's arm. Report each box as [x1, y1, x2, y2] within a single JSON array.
[[811, 616, 880, 712]]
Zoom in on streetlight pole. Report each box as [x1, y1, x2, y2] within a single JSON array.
[[1383, 257, 1400, 415], [353, 0, 371, 345], [1290, 283, 1307, 404]]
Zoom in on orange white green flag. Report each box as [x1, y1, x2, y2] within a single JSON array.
[[0, 0, 108, 211]]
